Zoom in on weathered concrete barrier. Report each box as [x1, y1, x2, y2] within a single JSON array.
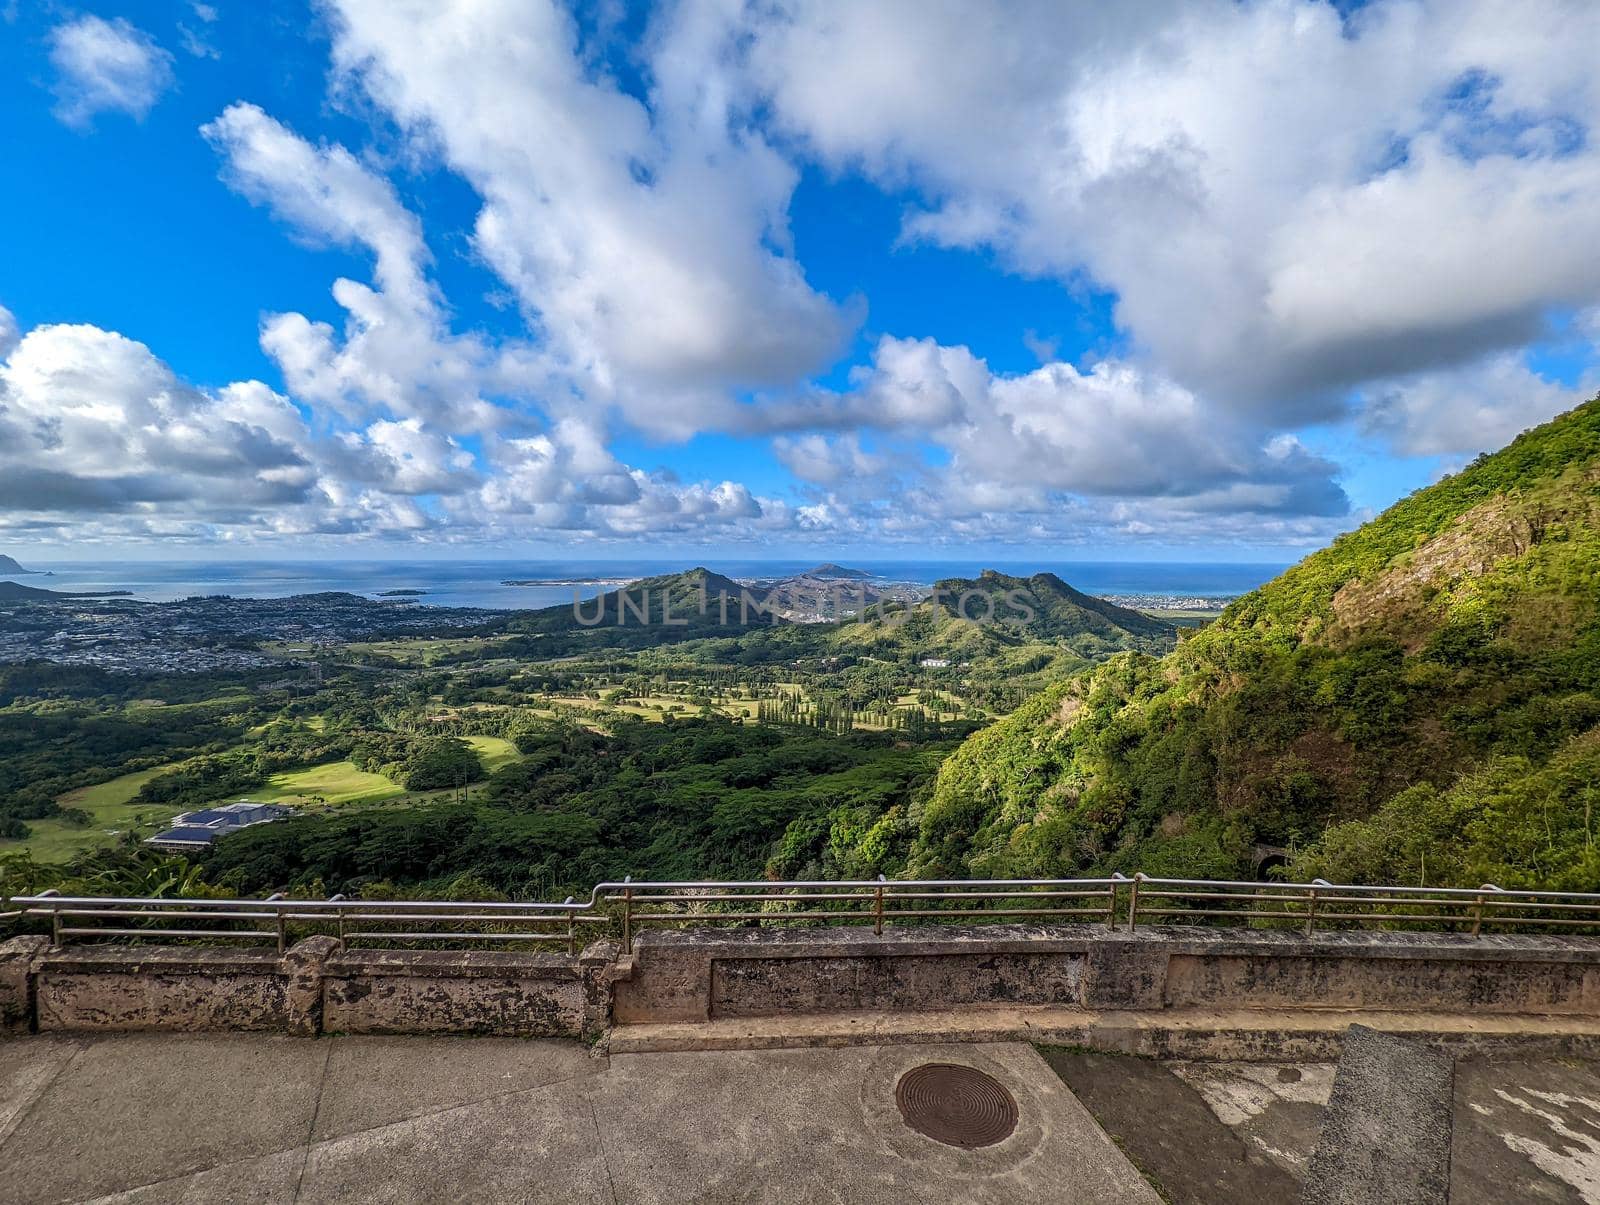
[[613, 925, 1093, 1024], [611, 924, 1600, 1023], [0, 934, 614, 1039], [7, 923, 1600, 1042], [24, 937, 335, 1035], [0, 935, 46, 1033], [322, 944, 617, 1038]]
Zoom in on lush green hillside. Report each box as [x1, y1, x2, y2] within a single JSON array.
[[911, 398, 1600, 888], [937, 570, 1171, 643], [828, 570, 1171, 661]]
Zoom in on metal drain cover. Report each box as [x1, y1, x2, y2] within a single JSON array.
[[895, 1063, 1018, 1148]]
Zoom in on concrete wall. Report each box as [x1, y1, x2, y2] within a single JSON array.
[[29, 943, 321, 1034], [614, 926, 1096, 1024], [0, 935, 46, 1033], [7, 924, 1600, 1039], [322, 946, 615, 1038], [0, 935, 613, 1040], [612, 924, 1600, 1024]]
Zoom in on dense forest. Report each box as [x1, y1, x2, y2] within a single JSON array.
[[200, 718, 958, 897]]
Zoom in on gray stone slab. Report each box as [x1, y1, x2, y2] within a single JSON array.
[[0, 1034, 328, 1204], [1450, 1058, 1600, 1204], [296, 1079, 614, 1204], [1166, 1060, 1333, 1180], [1042, 1049, 1312, 1203], [591, 1042, 1162, 1204], [1303, 1025, 1454, 1205], [311, 1035, 602, 1140], [0, 1036, 84, 1147], [75, 1148, 306, 1204]]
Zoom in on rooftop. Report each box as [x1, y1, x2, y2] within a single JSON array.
[[142, 825, 225, 846], [147, 802, 294, 848]]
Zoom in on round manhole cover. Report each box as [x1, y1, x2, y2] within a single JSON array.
[[895, 1063, 1019, 1148]]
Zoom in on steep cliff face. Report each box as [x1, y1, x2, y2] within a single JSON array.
[[912, 398, 1600, 888]]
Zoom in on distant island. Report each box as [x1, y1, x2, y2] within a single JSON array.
[[377, 589, 427, 597], [0, 555, 40, 576], [805, 563, 876, 581]]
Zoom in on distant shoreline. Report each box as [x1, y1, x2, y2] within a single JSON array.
[[8, 561, 1277, 612], [501, 578, 633, 587]]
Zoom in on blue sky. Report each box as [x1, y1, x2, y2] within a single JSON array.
[[2, 0, 1598, 562]]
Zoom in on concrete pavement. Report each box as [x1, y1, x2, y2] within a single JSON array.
[[0, 1035, 1159, 1204], [1047, 1048, 1600, 1203], [14, 1030, 1600, 1203]]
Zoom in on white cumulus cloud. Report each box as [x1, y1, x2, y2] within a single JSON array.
[[324, 0, 854, 437], [48, 14, 175, 129], [732, 0, 1600, 430]]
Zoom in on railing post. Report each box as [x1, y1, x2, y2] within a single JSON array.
[[33, 888, 62, 946], [565, 896, 576, 956], [874, 874, 885, 936], [1471, 883, 1502, 938], [1127, 873, 1143, 931], [622, 876, 633, 950], [265, 892, 286, 954], [1107, 873, 1127, 930], [1306, 879, 1328, 937], [329, 893, 347, 946]]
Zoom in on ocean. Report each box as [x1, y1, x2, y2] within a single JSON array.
[[8, 559, 1286, 611]]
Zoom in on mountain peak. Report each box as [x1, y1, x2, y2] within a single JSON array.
[[632, 566, 747, 597]]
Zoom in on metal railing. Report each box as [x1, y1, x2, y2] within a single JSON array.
[[7, 873, 1600, 952], [607, 875, 1127, 947], [3, 891, 605, 955], [1120, 876, 1590, 936]]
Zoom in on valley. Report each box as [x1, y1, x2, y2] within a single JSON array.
[[5, 396, 1600, 906], [0, 566, 1170, 891]]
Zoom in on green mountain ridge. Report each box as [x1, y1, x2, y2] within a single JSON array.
[[497, 565, 1174, 668], [936, 570, 1172, 640], [910, 397, 1600, 889], [829, 570, 1172, 661]]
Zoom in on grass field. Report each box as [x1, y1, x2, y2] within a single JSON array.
[[250, 761, 408, 807], [4, 766, 176, 863], [5, 748, 512, 866], [464, 735, 522, 774], [333, 635, 516, 665], [1139, 608, 1224, 627], [123, 692, 253, 714], [537, 693, 715, 721]]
